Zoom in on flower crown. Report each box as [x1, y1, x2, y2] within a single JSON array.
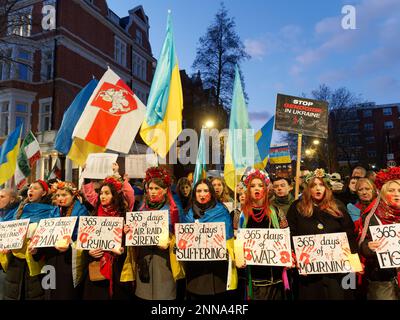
[[236, 181, 247, 192], [304, 168, 332, 185], [243, 169, 270, 187], [374, 166, 400, 190], [54, 180, 78, 194], [103, 176, 123, 192], [144, 167, 172, 187]]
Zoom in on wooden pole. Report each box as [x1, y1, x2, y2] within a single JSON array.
[[295, 134, 302, 200], [234, 170, 237, 210]]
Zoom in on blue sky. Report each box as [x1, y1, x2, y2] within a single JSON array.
[[107, 0, 400, 140]]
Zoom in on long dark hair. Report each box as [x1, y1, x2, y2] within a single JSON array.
[[96, 181, 127, 215], [191, 179, 218, 206]]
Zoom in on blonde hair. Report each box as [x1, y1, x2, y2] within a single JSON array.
[[355, 178, 377, 199], [380, 179, 400, 205], [210, 177, 231, 202]]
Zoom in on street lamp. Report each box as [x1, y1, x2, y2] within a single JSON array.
[[313, 139, 320, 146], [305, 149, 312, 156], [204, 119, 214, 129]]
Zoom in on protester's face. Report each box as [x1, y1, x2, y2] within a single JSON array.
[[239, 190, 246, 205], [100, 185, 113, 206], [0, 190, 12, 209], [349, 178, 358, 192], [273, 179, 292, 197], [357, 181, 374, 202], [56, 189, 74, 207], [148, 182, 167, 202], [310, 179, 326, 202], [28, 183, 46, 203], [180, 184, 191, 197], [212, 179, 223, 197], [386, 182, 400, 208], [250, 178, 265, 201], [196, 183, 211, 204], [352, 169, 365, 178]]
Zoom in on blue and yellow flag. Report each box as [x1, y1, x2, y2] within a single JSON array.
[[140, 12, 183, 158], [269, 143, 291, 164], [0, 124, 22, 185], [193, 128, 207, 186], [254, 116, 275, 169]]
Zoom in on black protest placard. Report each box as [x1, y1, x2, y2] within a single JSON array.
[[275, 93, 328, 138]]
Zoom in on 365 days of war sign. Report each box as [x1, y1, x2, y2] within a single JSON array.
[[293, 232, 360, 274], [125, 210, 169, 246], [0, 219, 30, 250], [77, 216, 123, 251], [369, 224, 400, 269], [30, 217, 78, 248], [236, 228, 292, 267], [275, 93, 328, 138], [175, 222, 226, 261]]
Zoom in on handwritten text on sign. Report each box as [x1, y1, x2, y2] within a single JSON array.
[[236, 228, 292, 267], [175, 222, 226, 261], [370, 224, 400, 269], [0, 219, 30, 250], [125, 210, 169, 246], [293, 232, 353, 274], [31, 217, 78, 248], [77, 216, 123, 251]]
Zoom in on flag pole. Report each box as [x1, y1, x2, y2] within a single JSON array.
[[78, 165, 83, 189], [234, 169, 237, 210], [294, 133, 302, 200]]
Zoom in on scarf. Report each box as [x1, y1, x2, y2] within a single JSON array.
[[0, 202, 19, 222], [18, 202, 59, 223], [374, 199, 400, 225], [191, 198, 216, 219]]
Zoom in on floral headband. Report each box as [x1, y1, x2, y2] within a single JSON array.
[[374, 166, 400, 190], [144, 167, 172, 187], [243, 169, 270, 188], [53, 180, 78, 195], [103, 176, 123, 192], [304, 168, 332, 185]]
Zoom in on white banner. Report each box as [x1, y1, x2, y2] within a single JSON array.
[[82, 153, 118, 179], [31, 217, 78, 248], [124, 154, 158, 178], [370, 224, 400, 269], [0, 219, 30, 250]]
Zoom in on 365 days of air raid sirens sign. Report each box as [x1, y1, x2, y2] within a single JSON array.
[[275, 94, 328, 138]]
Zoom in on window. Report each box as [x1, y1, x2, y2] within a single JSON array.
[[365, 136, 375, 144], [384, 121, 394, 129], [39, 99, 52, 131], [132, 86, 146, 103], [41, 49, 54, 81], [383, 108, 392, 116], [0, 103, 9, 136], [8, 11, 32, 37], [364, 123, 374, 131], [363, 110, 372, 117], [15, 102, 29, 134], [0, 48, 13, 80], [15, 48, 32, 81], [132, 52, 146, 81], [114, 37, 126, 67], [367, 150, 377, 158], [135, 29, 143, 46]]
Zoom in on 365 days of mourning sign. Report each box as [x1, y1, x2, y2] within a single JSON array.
[[275, 93, 328, 138], [77, 216, 123, 251], [0, 219, 30, 250], [369, 224, 400, 269], [175, 222, 226, 261], [30, 217, 78, 248], [236, 228, 292, 267], [125, 210, 169, 246], [293, 232, 359, 274]]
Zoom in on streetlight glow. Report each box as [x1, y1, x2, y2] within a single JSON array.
[[313, 139, 320, 145], [305, 149, 312, 156], [204, 120, 214, 128]]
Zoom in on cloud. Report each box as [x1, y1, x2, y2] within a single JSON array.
[[369, 76, 400, 92], [244, 39, 267, 60], [248, 111, 272, 122]]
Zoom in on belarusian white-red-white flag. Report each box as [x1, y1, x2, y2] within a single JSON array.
[[72, 68, 146, 154]]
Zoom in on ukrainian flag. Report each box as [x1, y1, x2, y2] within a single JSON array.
[[0, 124, 23, 185], [254, 116, 275, 169], [140, 11, 183, 158], [193, 128, 207, 186]]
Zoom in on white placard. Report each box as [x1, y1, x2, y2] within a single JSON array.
[[125, 210, 169, 246], [370, 224, 400, 269], [76, 216, 124, 251], [125, 154, 158, 178], [82, 153, 118, 179], [223, 202, 234, 213], [236, 228, 292, 267], [175, 222, 226, 261], [0, 219, 30, 250], [30, 217, 78, 248]]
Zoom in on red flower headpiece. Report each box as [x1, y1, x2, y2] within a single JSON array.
[[144, 167, 172, 187], [243, 169, 270, 188], [375, 166, 400, 190], [103, 176, 123, 192]]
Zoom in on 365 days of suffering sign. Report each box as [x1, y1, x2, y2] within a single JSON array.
[[77, 216, 123, 251], [125, 210, 169, 246], [369, 224, 400, 269], [175, 222, 226, 261], [236, 228, 292, 267], [30, 217, 78, 248], [0, 219, 30, 250], [293, 232, 358, 274]]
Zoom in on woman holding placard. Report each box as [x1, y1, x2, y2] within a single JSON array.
[[82, 176, 134, 300], [1, 180, 58, 300], [359, 167, 400, 300], [181, 179, 237, 299], [286, 169, 358, 300], [133, 166, 182, 300]]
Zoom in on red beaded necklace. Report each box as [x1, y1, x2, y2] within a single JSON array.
[[250, 206, 267, 223]]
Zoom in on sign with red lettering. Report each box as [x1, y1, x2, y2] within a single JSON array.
[[369, 224, 400, 269]]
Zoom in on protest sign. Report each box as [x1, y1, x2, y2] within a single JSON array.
[[293, 232, 361, 274], [369, 224, 400, 269], [0, 219, 30, 250], [275, 93, 328, 138], [175, 222, 226, 261], [81, 153, 118, 179], [223, 202, 234, 213], [30, 217, 78, 248], [125, 154, 158, 178], [77, 216, 123, 251], [125, 210, 169, 246], [236, 228, 292, 267]]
